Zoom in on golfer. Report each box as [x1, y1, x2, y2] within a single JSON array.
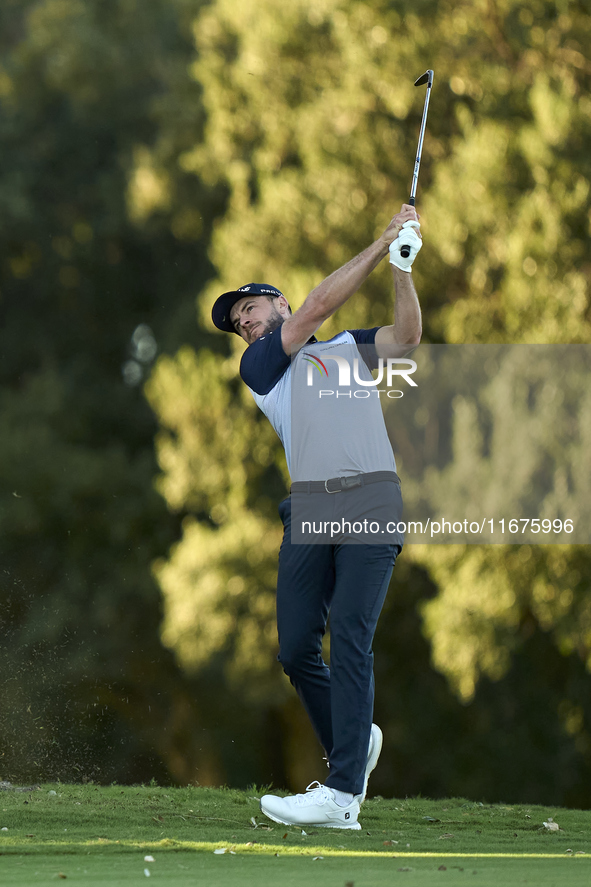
[[211, 204, 422, 829]]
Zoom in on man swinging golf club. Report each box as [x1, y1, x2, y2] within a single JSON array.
[[211, 202, 423, 829]]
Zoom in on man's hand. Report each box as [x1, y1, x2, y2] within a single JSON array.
[[389, 221, 422, 271], [378, 204, 421, 250]]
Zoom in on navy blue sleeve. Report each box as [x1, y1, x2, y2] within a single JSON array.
[[240, 326, 291, 395], [348, 327, 380, 346], [348, 327, 381, 370]]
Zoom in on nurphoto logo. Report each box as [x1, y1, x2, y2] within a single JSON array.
[[303, 352, 418, 399]]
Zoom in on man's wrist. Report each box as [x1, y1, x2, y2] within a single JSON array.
[[375, 236, 393, 260], [392, 264, 413, 279]]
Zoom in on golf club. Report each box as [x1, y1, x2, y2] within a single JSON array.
[[400, 69, 433, 258]]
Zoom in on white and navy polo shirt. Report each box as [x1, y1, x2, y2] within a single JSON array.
[[240, 324, 397, 483]]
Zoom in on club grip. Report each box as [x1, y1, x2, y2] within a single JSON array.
[[401, 198, 415, 256]]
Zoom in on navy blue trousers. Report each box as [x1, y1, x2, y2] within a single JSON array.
[[277, 497, 400, 794]]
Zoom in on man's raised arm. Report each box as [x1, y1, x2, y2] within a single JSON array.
[[281, 204, 420, 356], [374, 264, 422, 358]]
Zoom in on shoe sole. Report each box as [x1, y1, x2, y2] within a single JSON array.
[[260, 804, 362, 830], [359, 723, 383, 803]]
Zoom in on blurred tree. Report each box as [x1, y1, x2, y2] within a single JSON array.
[[147, 0, 591, 802], [374, 554, 591, 808], [0, 0, 229, 783]]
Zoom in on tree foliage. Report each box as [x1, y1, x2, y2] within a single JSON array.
[[0, 0, 222, 783]]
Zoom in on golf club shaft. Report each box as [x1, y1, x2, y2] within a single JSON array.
[[401, 70, 433, 257], [409, 82, 432, 204]]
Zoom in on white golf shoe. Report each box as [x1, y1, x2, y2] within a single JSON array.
[[260, 781, 361, 830], [358, 723, 383, 803]]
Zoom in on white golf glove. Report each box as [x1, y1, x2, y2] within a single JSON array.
[[389, 220, 422, 272]]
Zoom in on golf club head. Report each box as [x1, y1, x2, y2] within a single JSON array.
[[414, 70, 433, 88]]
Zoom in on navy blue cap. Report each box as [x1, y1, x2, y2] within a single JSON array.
[[211, 283, 285, 333]]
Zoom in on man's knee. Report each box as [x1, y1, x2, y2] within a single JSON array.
[[278, 641, 324, 678]]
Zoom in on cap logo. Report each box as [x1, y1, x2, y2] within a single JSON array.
[[238, 285, 251, 292]]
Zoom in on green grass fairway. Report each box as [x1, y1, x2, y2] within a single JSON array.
[[1, 784, 590, 886]]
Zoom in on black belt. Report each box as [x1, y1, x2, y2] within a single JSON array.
[[291, 470, 400, 495]]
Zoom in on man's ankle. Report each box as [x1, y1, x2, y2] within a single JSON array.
[[331, 788, 354, 807]]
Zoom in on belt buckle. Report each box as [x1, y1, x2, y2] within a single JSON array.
[[324, 475, 363, 493]]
